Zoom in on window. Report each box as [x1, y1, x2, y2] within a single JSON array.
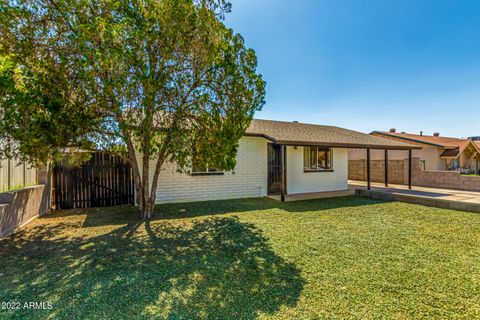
[[450, 159, 459, 170], [303, 147, 332, 171], [191, 159, 223, 175], [420, 160, 427, 171]]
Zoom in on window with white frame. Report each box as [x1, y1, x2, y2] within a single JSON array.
[[303, 147, 332, 171]]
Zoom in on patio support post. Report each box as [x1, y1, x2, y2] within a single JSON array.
[[408, 149, 412, 189], [367, 148, 371, 190], [280, 145, 286, 202], [384, 149, 389, 187]]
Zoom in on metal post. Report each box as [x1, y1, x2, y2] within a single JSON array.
[[280, 145, 286, 202], [384, 149, 389, 187], [408, 149, 412, 189], [367, 148, 371, 190]]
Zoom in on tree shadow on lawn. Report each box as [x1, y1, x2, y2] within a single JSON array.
[[0, 213, 303, 319], [156, 195, 383, 220]]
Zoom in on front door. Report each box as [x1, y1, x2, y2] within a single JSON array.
[[267, 144, 284, 195]]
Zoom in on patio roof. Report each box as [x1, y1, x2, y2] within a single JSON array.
[[245, 119, 418, 150]]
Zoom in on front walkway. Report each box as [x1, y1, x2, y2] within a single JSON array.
[[350, 180, 480, 213]]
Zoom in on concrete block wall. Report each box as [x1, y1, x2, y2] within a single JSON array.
[[348, 159, 411, 184], [0, 185, 47, 237], [414, 170, 480, 192], [138, 136, 269, 204]]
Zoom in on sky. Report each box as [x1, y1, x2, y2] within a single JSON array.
[[224, 0, 480, 138]]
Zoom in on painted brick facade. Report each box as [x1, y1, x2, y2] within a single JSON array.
[[138, 136, 268, 204]]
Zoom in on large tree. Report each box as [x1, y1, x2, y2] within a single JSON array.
[[0, 53, 101, 208], [0, 0, 266, 219]]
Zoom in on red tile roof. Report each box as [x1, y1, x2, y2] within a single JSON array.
[[372, 131, 468, 148]]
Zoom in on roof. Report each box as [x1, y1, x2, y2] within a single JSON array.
[[371, 131, 468, 148], [245, 119, 418, 150], [439, 148, 459, 157], [372, 131, 480, 158]]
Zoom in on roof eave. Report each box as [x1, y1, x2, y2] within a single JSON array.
[[244, 132, 276, 142], [272, 139, 419, 150], [244, 133, 419, 150]]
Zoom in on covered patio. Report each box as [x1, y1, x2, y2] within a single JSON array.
[[441, 140, 479, 174], [246, 119, 419, 202]]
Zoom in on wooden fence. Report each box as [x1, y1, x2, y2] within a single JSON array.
[[53, 153, 134, 209], [0, 158, 38, 192]]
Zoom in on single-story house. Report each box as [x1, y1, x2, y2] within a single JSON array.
[[141, 119, 416, 204], [349, 130, 480, 174]]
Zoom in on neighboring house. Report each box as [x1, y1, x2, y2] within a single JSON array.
[[350, 130, 480, 173], [139, 119, 415, 204], [473, 138, 480, 173]]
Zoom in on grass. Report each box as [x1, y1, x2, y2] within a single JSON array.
[[1, 196, 480, 319]]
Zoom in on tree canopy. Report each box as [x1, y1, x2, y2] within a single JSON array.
[[0, 0, 266, 219]]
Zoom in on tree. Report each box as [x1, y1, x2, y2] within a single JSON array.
[[0, 53, 100, 208], [0, 0, 266, 219]]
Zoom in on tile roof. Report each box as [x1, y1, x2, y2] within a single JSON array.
[[245, 119, 417, 149], [372, 131, 468, 148]]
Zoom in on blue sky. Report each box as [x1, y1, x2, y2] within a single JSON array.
[[225, 0, 480, 138]]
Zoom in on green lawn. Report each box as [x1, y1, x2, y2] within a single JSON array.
[[1, 197, 480, 319]]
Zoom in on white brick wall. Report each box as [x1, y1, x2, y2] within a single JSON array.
[[137, 136, 268, 204]]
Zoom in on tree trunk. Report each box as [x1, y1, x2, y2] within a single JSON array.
[[123, 130, 169, 220], [141, 196, 156, 220]]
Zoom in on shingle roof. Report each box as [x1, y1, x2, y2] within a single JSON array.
[[245, 119, 418, 150], [372, 131, 467, 148]]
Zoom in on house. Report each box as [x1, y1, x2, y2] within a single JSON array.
[[349, 130, 480, 174], [141, 119, 415, 204]]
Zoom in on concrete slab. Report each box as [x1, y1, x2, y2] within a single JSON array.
[[350, 180, 480, 214], [268, 189, 354, 202]]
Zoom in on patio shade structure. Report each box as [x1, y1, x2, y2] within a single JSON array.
[[246, 119, 420, 200]]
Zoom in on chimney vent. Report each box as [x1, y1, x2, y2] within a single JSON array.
[[389, 128, 396, 133], [433, 132, 440, 137], [420, 131, 423, 136]]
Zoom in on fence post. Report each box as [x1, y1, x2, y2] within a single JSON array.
[[7, 158, 11, 190]]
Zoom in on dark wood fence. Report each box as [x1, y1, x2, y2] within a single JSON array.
[[54, 153, 134, 209]]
